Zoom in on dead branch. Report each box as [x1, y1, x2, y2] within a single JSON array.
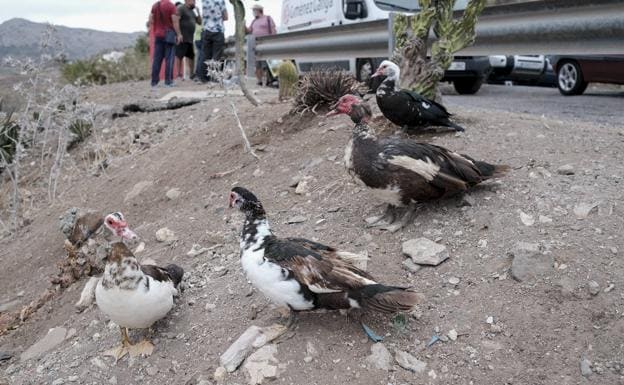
[[229, 0, 261, 106], [229, 101, 259, 160]]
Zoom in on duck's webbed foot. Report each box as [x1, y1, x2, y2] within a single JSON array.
[[127, 339, 155, 358], [103, 327, 131, 361], [365, 205, 397, 228], [376, 204, 418, 233]]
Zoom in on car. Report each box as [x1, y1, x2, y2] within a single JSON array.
[[550, 55, 624, 95], [487, 55, 547, 85], [441, 56, 492, 94]]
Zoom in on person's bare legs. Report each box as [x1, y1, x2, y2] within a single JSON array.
[[186, 58, 194, 80], [175, 56, 183, 79], [255, 67, 263, 85]]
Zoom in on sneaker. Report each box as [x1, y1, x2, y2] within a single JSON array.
[[165, 83, 175, 88]]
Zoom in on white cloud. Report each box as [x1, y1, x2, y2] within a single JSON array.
[[0, 0, 283, 35]]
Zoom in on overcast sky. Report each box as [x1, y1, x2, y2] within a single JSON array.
[[0, 0, 283, 35]]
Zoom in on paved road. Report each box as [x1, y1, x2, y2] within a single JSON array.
[[443, 84, 624, 126]]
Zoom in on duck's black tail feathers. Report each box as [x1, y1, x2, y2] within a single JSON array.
[[474, 161, 510, 179], [352, 284, 422, 313], [445, 120, 465, 132]]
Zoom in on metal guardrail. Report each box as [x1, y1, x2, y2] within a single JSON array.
[[224, 0, 624, 76]]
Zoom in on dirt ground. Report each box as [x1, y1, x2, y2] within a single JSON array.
[[1, 79, 623, 385]]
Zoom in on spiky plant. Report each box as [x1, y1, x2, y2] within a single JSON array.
[[66, 119, 92, 150], [292, 69, 367, 114], [0, 111, 20, 166]]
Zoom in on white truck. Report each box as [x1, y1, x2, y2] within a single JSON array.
[[279, 0, 391, 32], [264, 0, 489, 94]]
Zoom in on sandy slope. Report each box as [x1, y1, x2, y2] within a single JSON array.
[[1, 80, 623, 385]]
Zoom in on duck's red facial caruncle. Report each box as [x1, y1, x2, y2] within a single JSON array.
[[326, 94, 361, 117], [229, 191, 243, 209], [104, 212, 138, 240]]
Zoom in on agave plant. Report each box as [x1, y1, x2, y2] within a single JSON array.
[[66, 119, 93, 150], [292, 69, 367, 114], [0, 110, 20, 166]]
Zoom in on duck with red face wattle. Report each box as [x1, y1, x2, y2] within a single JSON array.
[[95, 242, 184, 360], [327, 94, 509, 232]]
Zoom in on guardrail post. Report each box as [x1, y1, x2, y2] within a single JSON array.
[[387, 12, 396, 59], [246, 35, 256, 78]]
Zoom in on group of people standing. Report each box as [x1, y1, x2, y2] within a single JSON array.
[[148, 0, 276, 88]]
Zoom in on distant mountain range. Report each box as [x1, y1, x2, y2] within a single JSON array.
[[0, 18, 143, 61]]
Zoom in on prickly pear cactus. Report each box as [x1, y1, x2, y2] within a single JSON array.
[[393, 0, 486, 101]]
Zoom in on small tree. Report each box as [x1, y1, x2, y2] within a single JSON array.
[[229, 0, 261, 106], [393, 0, 486, 100]]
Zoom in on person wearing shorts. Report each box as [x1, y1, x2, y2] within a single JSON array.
[[246, 4, 276, 85], [175, 0, 201, 80]]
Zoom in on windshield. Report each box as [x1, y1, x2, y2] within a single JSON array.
[[373, 0, 420, 12], [374, 0, 470, 12]]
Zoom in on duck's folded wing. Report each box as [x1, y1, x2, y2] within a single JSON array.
[[402, 89, 451, 117], [141, 264, 184, 287], [265, 237, 376, 294], [69, 212, 104, 247], [379, 140, 486, 190]]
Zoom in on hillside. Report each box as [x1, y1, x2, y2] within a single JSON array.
[[0, 18, 142, 61], [0, 80, 622, 385]]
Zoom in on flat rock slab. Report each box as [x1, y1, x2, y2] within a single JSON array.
[[511, 242, 553, 282], [159, 90, 243, 102], [395, 350, 427, 373], [220, 324, 287, 373], [124, 180, 153, 202], [573, 202, 599, 219], [155, 227, 177, 243], [366, 343, 392, 371], [402, 238, 449, 266], [20, 327, 68, 361], [243, 344, 279, 385]]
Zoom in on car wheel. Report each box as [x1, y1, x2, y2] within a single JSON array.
[[557, 61, 588, 95], [453, 78, 483, 95]]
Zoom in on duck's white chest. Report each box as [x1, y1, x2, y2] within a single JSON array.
[[240, 244, 313, 311], [95, 277, 175, 329], [344, 139, 354, 171]]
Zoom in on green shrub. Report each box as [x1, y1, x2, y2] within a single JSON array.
[[134, 34, 149, 56], [61, 46, 149, 85]]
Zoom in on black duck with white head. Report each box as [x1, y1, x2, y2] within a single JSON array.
[[373, 60, 465, 132]]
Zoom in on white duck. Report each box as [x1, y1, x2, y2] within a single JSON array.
[[95, 242, 184, 359]]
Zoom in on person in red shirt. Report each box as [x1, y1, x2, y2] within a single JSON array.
[[148, 0, 183, 87], [246, 4, 276, 86]]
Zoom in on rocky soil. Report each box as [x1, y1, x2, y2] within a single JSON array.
[[0, 80, 623, 385]]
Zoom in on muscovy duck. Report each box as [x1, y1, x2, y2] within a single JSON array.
[[229, 187, 421, 334], [373, 60, 465, 132], [95, 242, 184, 359], [63, 211, 138, 256], [327, 94, 509, 232]]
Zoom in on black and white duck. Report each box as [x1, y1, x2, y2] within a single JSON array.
[[373, 60, 465, 132], [95, 242, 184, 359], [327, 94, 509, 232], [229, 187, 421, 337]]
